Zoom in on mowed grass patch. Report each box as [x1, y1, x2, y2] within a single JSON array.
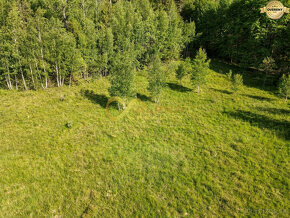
[[0, 64, 289, 217]]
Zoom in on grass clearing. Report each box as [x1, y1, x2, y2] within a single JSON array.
[[0, 61, 289, 217]]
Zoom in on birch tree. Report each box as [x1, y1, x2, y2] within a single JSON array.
[[148, 55, 167, 103]]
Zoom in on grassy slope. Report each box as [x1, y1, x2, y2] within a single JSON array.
[[0, 61, 289, 217]]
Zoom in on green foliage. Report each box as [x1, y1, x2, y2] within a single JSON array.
[[226, 69, 232, 80], [278, 74, 290, 101], [260, 57, 276, 73], [190, 48, 210, 93], [181, 0, 289, 74], [233, 74, 243, 92], [0, 0, 186, 90], [148, 56, 167, 103], [176, 62, 187, 82], [260, 57, 276, 87], [176, 58, 191, 83], [109, 50, 136, 109]]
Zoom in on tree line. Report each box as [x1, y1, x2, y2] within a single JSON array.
[[0, 0, 193, 90], [0, 0, 289, 101]]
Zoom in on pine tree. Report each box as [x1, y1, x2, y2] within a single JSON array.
[[233, 74, 243, 93], [190, 48, 210, 93]]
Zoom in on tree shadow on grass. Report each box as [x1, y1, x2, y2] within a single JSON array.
[[242, 94, 273, 102], [210, 60, 278, 92], [81, 89, 109, 108], [225, 110, 290, 140], [255, 107, 290, 115], [137, 93, 152, 102], [210, 88, 233, 95], [167, 82, 192, 92]]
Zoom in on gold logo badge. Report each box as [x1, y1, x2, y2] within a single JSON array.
[[260, 1, 289, 19]]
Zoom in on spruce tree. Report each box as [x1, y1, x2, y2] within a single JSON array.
[[190, 48, 210, 93], [233, 74, 243, 93]]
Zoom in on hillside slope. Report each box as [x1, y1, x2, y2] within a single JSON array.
[[0, 63, 289, 217]]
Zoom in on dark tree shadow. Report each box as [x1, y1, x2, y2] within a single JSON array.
[[137, 93, 152, 102], [224, 110, 290, 140], [81, 89, 109, 108], [210, 88, 232, 95], [242, 94, 273, 102], [167, 83, 192, 92], [255, 107, 290, 115], [209, 60, 278, 92]]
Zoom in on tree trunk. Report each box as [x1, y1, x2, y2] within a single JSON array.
[[62, 0, 68, 29], [21, 69, 28, 91], [29, 64, 36, 89], [37, 21, 47, 82], [56, 64, 60, 87], [123, 97, 126, 110], [197, 85, 200, 93], [6, 75, 12, 90], [45, 77, 48, 89], [36, 63, 45, 89]]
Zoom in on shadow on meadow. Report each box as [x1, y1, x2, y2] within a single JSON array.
[[255, 107, 290, 115], [137, 93, 152, 102], [225, 110, 290, 140], [210, 88, 233, 95], [242, 94, 273, 102], [209, 60, 278, 92], [81, 89, 109, 108], [167, 82, 192, 92]]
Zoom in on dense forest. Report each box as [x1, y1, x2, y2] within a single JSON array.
[[0, 0, 289, 91]]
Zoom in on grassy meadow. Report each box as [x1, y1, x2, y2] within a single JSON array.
[[0, 60, 289, 217]]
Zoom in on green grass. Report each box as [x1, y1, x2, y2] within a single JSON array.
[[0, 61, 289, 217]]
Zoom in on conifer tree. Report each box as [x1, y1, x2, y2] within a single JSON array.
[[190, 48, 210, 93], [233, 74, 243, 93]]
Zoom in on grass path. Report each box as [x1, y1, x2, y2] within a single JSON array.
[[0, 62, 289, 217]]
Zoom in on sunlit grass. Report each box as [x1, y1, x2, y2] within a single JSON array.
[[0, 61, 289, 217]]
